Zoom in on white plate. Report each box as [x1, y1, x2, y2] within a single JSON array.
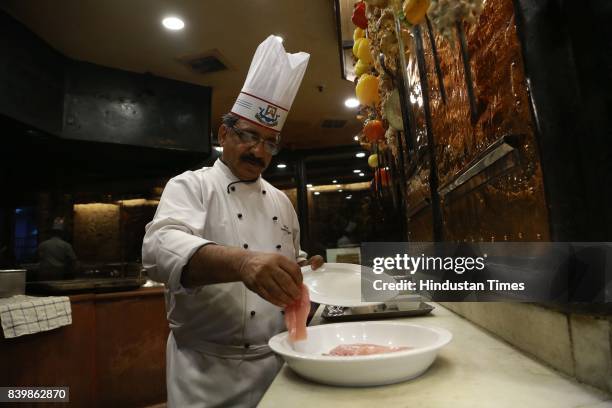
[[269, 321, 452, 386], [301, 263, 399, 307]]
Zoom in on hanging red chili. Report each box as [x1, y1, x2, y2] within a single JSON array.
[[374, 168, 390, 188], [352, 1, 368, 29]]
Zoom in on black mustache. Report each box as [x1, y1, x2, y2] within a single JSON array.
[[240, 155, 265, 167]]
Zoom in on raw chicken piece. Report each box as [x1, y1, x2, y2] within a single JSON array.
[[325, 343, 411, 356], [284, 284, 310, 342]]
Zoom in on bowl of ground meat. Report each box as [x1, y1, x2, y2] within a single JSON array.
[[268, 321, 452, 386]]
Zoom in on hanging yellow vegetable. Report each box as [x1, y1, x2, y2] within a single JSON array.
[[368, 154, 379, 168], [356, 37, 374, 65], [354, 59, 370, 77], [353, 37, 364, 58], [402, 0, 431, 25], [356, 74, 380, 106]]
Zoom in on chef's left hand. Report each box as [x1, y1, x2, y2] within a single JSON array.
[[299, 255, 324, 270]]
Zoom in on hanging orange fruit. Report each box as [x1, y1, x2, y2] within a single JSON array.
[[402, 0, 431, 25], [363, 119, 385, 142], [355, 74, 380, 106]]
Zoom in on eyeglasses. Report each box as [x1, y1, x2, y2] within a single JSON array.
[[230, 126, 280, 155]]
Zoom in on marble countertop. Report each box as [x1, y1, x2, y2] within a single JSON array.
[[259, 303, 611, 408]]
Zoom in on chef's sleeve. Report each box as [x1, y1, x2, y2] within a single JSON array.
[[142, 171, 215, 294]]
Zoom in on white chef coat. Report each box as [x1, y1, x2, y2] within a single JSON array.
[[142, 159, 305, 408]]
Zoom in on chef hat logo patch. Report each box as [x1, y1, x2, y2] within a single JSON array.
[[255, 105, 281, 127]]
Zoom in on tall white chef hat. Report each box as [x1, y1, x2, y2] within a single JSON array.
[[231, 35, 310, 133]]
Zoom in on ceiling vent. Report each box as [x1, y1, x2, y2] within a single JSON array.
[[320, 119, 347, 129], [177, 49, 230, 75]]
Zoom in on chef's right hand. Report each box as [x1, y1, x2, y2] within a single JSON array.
[[238, 252, 303, 307]]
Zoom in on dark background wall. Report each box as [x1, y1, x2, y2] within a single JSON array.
[[63, 59, 211, 152], [514, 0, 612, 241], [0, 10, 212, 159], [0, 11, 64, 135]]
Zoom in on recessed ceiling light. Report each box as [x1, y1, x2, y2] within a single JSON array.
[[359, 173, 365, 177], [274, 35, 284, 43], [314, 191, 320, 195], [277, 163, 287, 169], [346, 195, 352, 199], [332, 180, 337, 184], [306, 184, 313, 188], [353, 169, 361, 173], [354, 135, 359, 141], [338, 189, 343, 192], [355, 152, 366, 158], [162, 17, 185, 30], [344, 98, 359, 108]]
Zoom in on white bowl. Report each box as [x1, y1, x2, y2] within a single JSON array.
[[268, 321, 452, 387]]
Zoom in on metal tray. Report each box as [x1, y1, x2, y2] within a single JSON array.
[[321, 302, 435, 322]]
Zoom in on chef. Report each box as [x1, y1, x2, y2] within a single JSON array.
[[142, 36, 321, 407]]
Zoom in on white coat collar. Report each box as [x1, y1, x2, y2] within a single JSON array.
[[213, 159, 263, 194]]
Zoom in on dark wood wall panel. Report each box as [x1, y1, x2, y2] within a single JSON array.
[[0, 288, 168, 407], [405, 0, 551, 242]]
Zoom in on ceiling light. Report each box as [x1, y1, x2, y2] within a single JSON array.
[[314, 191, 320, 195], [355, 152, 366, 158], [344, 98, 359, 108], [332, 180, 337, 184], [162, 17, 185, 30], [346, 195, 352, 199], [338, 189, 343, 192], [354, 135, 359, 141], [274, 35, 284, 43], [359, 173, 365, 177], [277, 163, 287, 169], [306, 184, 313, 188], [353, 169, 361, 173]]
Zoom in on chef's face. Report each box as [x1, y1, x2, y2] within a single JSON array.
[[218, 119, 278, 180]]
